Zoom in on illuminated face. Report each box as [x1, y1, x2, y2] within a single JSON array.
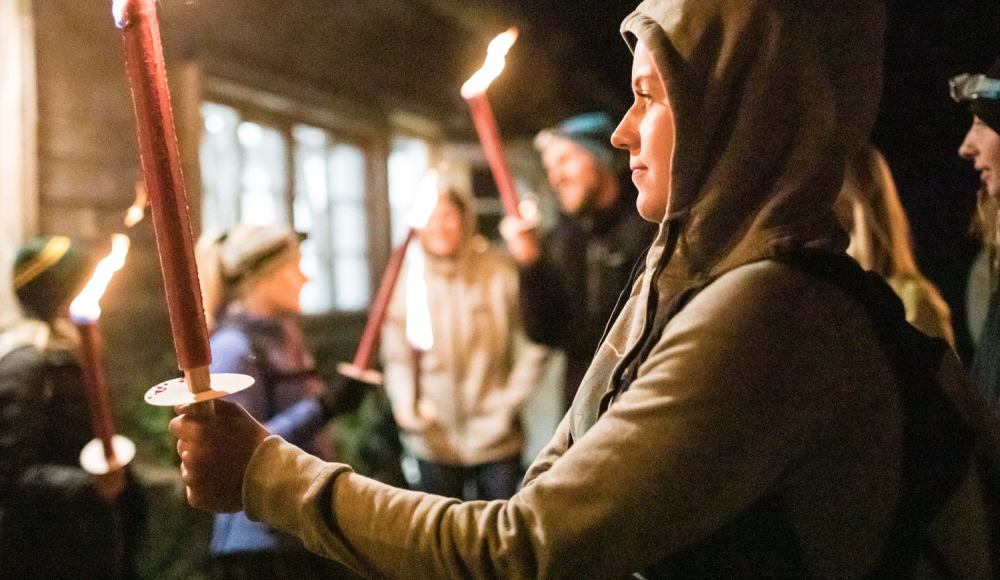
[[258, 255, 307, 314], [611, 41, 676, 223], [541, 138, 604, 215], [421, 197, 466, 258], [959, 115, 1000, 199]]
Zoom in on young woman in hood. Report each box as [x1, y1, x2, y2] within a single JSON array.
[[171, 1, 996, 578]]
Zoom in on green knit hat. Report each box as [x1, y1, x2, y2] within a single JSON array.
[[13, 237, 94, 320]]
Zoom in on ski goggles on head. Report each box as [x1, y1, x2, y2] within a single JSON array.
[[949, 73, 1000, 103]]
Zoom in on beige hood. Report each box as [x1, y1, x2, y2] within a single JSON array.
[[573, 0, 885, 432], [624, 0, 884, 275]]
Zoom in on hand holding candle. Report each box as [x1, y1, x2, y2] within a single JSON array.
[[462, 29, 522, 218]]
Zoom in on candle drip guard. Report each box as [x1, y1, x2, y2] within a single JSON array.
[[144, 373, 255, 407]]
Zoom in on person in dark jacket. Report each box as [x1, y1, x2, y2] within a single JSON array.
[[501, 113, 656, 408], [953, 56, 1000, 405], [195, 224, 365, 579], [0, 237, 144, 580]]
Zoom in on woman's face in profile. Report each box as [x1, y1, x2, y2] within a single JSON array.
[[612, 41, 676, 223]]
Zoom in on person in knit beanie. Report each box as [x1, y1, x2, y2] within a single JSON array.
[[954, 56, 1000, 405], [12, 236, 93, 322], [2, 237, 146, 579], [195, 223, 366, 580], [502, 113, 655, 410]]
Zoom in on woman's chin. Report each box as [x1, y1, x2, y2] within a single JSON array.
[[636, 194, 666, 223]]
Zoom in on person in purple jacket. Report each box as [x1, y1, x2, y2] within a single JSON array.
[[195, 223, 365, 580]]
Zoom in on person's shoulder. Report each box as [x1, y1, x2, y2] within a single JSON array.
[[681, 259, 868, 332], [210, 325, 254, 359]]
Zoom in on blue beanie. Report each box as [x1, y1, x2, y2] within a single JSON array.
[[535, 112, 627, 172]]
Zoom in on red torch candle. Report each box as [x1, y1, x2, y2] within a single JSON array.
[[70, 234, 131, 465], [404, 246, 433, 416], [462, 29, 521, 219], [352, 228, 416, 371], [77, 322, 116, 459], [340, 171, 441, 383], [410, 348, 423, 416], [114, 0, 214, 410]]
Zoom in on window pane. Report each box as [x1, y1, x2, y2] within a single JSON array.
[[332, 205, 367, 254], [294, 125, 332, 313], [334, 256, 369, 311], [299, 238, 331, 314], [200, 103, 241, 233], [239, 122, 286, 225], [330, 145, 365, 203], [388, 137, 429, 245]]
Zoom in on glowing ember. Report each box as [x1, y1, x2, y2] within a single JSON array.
[[405, 248, 434, 351], [112, 0, 126, 27], [70, 235, 130, 323], [461, 28, 518, 98], [125, 181, 147, 227]]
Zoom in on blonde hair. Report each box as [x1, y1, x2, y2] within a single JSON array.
[[838, 145, 955, 345], [195, 230, 229, 330], [839, 146, 920, 279], [972, 184, 999, 282]]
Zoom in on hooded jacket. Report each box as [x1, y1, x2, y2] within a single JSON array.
[[239, 1, 995, 578], [381, 240, 549, 466]]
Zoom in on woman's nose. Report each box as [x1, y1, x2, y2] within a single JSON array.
[[611, 115, 634, 152], [958, 127, 977, 160]]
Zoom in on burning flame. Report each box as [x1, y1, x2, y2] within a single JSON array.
[[405, 248, 434, 351], [461, 28, 518, 98], [125, 181, 147, 227], [70, 235, 131, 323], [112, 0, 126, 28], [407, 170, 441, 230]]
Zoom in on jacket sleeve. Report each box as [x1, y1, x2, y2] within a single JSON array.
[[0, 348, 96, 507], [243, 264, 866, 579]]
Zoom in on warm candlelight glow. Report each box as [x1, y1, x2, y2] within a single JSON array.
[[124, 181, 147, 227], [70, 234, 130, 324], [461, 28, 518, 98], [405, 248, 434, 351], [112, 0, 126, 27], [408, 170, 441, 230]]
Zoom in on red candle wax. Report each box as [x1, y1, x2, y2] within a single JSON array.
[[465, 93, 522, 218], [76, 322, 116, 459], [411, 348, 423, 415], [353, 229, 417, 371], [118, 0, 212, 372]]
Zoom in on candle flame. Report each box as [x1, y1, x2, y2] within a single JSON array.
[[405, 248, 434, 351], [407, 170, 440, 230], [112, 0, 127, 28], [70, 235, 131, 323], [125, 181, 147, 227], [461, 28, 519, 98]]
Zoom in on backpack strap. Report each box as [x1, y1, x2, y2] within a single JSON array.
[[776, 249, 976, 579]]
